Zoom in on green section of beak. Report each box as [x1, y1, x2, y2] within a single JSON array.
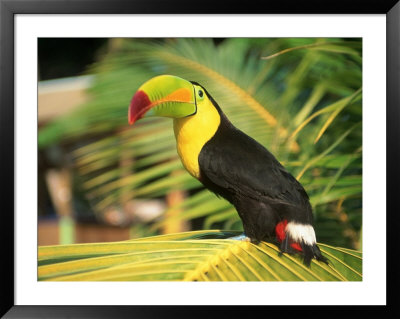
[[129, 75, 196, 125]]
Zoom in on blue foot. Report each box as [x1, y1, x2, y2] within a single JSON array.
[[228, 233, 250, 242]]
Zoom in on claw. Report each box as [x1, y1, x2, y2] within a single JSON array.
[[228, 233, 250, 242]]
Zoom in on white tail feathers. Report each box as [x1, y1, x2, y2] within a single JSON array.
[[286, 222, 317, 246]]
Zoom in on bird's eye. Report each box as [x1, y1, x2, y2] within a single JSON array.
[[198, 90, 204, 98]]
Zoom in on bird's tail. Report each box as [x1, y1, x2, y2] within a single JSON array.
[[300, 241, 328, 267], [276, 219, 328, 266]]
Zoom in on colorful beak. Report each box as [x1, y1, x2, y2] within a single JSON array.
[[128, 75, 196, 125]]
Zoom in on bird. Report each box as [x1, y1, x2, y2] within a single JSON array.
[[128, 74, 328, 266]]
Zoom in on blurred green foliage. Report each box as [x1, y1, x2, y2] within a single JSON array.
[[39, 38, 362, 249]]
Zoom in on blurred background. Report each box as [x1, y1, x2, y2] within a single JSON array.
[[38, 38, 362, 249]]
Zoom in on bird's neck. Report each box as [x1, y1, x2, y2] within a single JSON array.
[[173, 100, 221, 178]]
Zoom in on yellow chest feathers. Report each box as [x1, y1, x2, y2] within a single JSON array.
[[173, 99, 221, 178]]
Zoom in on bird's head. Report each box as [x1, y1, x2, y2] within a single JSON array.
[[128, 75, 211, 125]]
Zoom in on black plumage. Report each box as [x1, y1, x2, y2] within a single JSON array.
[[196, 87, 327, 265]]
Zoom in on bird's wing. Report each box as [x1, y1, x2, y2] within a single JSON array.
[[198, 124, 308, 205]]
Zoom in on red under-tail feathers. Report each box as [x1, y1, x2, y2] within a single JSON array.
[[275, 219, 302, 252]]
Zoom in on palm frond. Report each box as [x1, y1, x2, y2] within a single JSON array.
[[38, 231, 362, 281]]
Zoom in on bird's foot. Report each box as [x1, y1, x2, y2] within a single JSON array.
[[228, 233, 251, 242]]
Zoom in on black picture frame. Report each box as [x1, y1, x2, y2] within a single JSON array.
[[1, 0, 398, 317]]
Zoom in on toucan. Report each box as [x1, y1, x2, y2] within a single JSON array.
[[128, 75, 327, 266]]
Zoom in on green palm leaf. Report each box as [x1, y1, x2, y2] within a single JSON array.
[[38, 231, 362, 281]]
